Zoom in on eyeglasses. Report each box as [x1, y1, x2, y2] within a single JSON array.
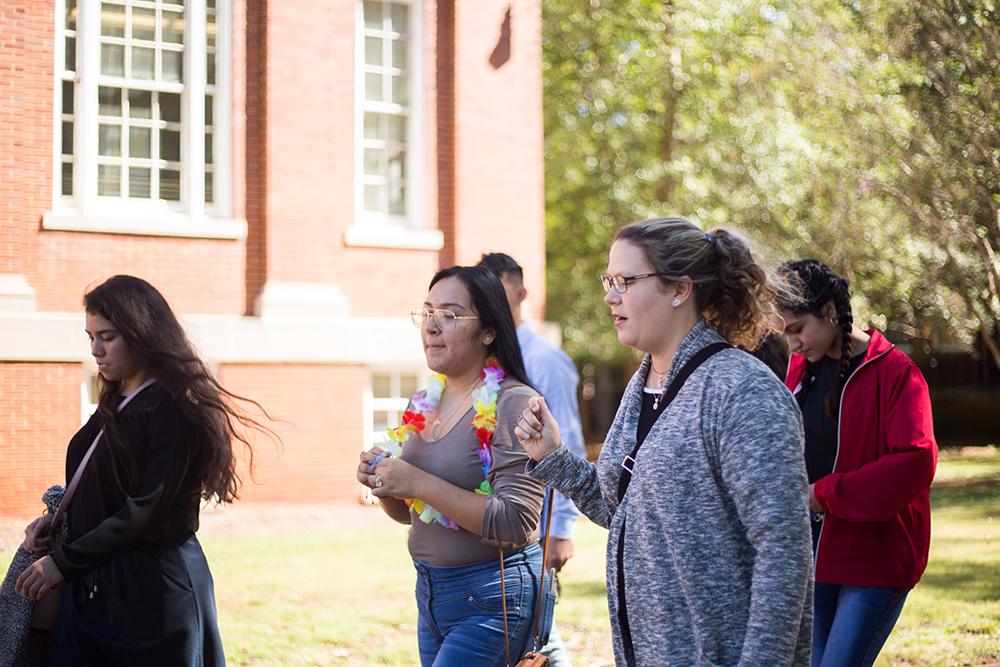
[[410, 307, 479, 330], [599, 272, 674, 294]]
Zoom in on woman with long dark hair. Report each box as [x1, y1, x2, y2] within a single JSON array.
[[356, 266, 550, 666], [777, 259, 937, 667], [15, 275, 271, 665], [514, 218, 813, 665]]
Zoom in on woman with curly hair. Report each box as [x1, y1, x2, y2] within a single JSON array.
[[515, 218, 813, 666], [777, 259, 937, 667], [16, 275, 272, 666]]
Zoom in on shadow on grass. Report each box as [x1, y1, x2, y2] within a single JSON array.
[[930, 477, 999, 515], [917, 557, 1000, 602]]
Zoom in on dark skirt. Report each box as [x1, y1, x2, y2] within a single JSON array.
[[46, 535, 224, 667]]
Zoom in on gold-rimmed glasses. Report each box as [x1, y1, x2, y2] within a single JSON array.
[[410, 307, 479, 330]]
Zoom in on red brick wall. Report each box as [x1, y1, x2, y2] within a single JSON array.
[[0, 0, 56, 278], [219, 364, 368, 503], [452, 0, 545, 320], [0, 363, 82, 517], [255, 0, 442, 318], [32, 233, 246, 314], [0, 363, 372, 516], [0, 0, 546, 515]]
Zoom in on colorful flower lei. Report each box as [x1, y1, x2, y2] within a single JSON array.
[[381, 357, 506, 530]]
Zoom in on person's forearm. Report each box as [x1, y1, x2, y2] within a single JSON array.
[[378, 496, 413, 524], [415, 473, 489, 534]]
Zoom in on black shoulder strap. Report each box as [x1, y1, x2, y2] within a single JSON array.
[[617, 342, 731, 503]]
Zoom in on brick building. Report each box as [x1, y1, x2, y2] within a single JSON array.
[[0, 0, 545, 516]]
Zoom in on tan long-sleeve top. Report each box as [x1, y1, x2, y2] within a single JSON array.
[[402, 381, 546, 566]]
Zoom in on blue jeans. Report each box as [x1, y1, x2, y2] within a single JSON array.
[[414, 542, 545, 667], [811, 522, 909, 667]]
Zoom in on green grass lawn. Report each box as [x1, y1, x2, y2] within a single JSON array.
[[3, 448, 997, 665], [205, 447, 1000, 666]]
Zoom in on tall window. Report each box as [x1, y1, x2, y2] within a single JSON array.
[[61, 1, 78, 197], [55, 0, 229, 220], [358, 0, 422, 228]]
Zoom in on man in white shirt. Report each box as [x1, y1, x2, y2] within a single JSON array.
[[479, 253, 587, 667]]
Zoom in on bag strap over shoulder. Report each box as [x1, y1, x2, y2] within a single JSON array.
[[617, 342, 730, 503], [47, 378, 156, 537]]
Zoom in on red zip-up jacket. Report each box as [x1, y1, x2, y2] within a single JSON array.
[[786, 329, 937, 589]]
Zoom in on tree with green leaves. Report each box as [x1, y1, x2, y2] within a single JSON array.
[[542, 0, 999, 369]]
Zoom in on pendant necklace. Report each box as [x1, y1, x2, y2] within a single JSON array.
[[650, 364, 668, 410]]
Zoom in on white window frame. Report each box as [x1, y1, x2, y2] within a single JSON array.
[[81, 369, 100, 426], [47, 0, 243, 240], [348, 0, 441, 251], [363, 367, 426, 451]]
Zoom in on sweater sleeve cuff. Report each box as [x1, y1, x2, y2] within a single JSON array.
[[526, 445, 576, 487]]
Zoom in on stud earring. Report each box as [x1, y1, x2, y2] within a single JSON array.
[[672, 298, 681, 307]]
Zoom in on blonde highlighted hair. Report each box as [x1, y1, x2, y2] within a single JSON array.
[[613, 217, 783, 350]]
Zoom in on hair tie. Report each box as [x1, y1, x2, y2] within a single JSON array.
[[705, 231, 717, 246]]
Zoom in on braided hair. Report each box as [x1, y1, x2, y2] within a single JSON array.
[[776, 260, 854, 421]]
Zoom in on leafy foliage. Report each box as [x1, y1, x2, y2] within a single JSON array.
[[543, 0, 1000, 365]]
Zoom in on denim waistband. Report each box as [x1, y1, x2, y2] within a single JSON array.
[[413, 541, 541, 583]]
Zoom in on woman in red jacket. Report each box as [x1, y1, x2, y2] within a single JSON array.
[[777, 259, 937, 667]]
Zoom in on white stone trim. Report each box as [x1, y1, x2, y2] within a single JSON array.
[[0, 311, 426, 366], [253, 281, 350, 320], [0, 274, 38, 312], [42, 210, 247, 239], [343, 223, 443, 250]]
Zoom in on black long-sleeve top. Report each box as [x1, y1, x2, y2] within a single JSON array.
[[50, 383, 203, 580]]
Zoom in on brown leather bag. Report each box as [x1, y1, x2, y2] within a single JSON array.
[[499, 491, 555, 667], [512, 651, 549, 667]]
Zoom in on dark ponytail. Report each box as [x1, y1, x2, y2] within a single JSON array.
[[776, 259, 854, 420]]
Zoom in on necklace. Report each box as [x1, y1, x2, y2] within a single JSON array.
[[649, 364, 669, 410], [429, 380, 479, 439], [382, 357, 506, 530]]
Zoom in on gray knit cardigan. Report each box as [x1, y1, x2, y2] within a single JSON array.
[[530, 321, 813, 666]]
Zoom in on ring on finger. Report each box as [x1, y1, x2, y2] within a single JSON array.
[[373, 474, 384, 488]]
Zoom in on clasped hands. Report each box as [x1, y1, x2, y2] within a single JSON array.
[[356, 448, 425, 499]]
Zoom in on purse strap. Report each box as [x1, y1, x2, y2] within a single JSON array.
[[617, 342, 730, 503], [47, 378, 156, 537], [500, 487, 555, 666]]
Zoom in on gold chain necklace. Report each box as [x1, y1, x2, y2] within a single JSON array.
[[429, 381, 479, 439]]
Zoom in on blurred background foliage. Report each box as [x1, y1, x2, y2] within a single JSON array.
[[542, 0, 1000, 368]]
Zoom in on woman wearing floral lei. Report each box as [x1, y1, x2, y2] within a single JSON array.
[[356, 265, 549, 666]]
